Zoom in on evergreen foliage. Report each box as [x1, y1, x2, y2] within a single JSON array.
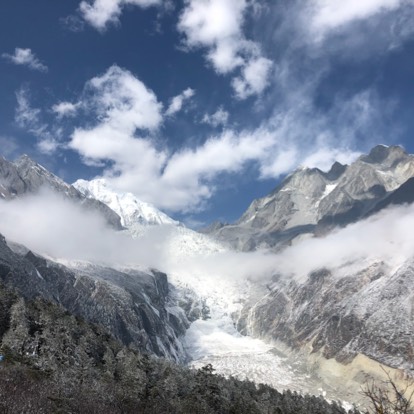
[[0, 283, 360, 414]]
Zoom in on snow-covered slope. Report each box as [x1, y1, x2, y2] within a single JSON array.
[[73, 177, 229, 261], [73, 178, 179, 227]]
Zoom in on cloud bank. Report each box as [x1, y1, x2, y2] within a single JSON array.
[[1, 191, 413, 291]]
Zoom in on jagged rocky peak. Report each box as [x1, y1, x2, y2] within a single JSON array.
[[73, 178, 180, 228], [359, 144, 407, 166], [323, 161, 347, 181]]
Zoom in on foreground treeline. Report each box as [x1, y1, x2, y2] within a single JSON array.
[[0, 283, 359, 414]]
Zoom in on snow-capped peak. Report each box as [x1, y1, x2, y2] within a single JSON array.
[[73, 178, 180, 228]]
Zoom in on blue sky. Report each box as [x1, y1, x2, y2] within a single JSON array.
[[1, 0, 414, 227]]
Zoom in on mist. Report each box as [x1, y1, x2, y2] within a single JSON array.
[[1, 191, 414, 287]]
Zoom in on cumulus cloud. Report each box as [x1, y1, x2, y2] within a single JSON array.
[[231, 56, 273, 100], [79, 0, 161, 31], [52, 102, 80, 118], [2, 48, 48, 72], [178, 0, 273, 99], [165, 88, 195, 116], [67, 64, 389, 213], [202, 107, 229, 127]]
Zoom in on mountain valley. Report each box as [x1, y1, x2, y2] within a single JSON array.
[[0, 146, 414, 412]]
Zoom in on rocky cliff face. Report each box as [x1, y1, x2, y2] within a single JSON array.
[[0, 234, 189, 361], [0, 155, 123, 230], [239, 260, 414, 372], [209, 145, 414, 251]]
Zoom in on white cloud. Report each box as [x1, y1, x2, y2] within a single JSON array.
[[79, 0, 161, 31], [178, 0, 273, 99], [309, 0, 405, 35], [67, 67, 278, 211], [2, 48, 48, 72], [178, 0, 246, 73], [67, 65, 387, 213], [202, 107, 229, 127], [272, 203, 414, 280], [232, 56, 273, 99], [3, 189, 414, 298], [84, 65, 163, 131], [165, 88, 195, 116], [52, 102, 80, 118], [37, 139, 60, 155]]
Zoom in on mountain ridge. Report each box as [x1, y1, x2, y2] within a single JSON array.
[[0, 155, 124, 231], [207, 144, 414, 251]]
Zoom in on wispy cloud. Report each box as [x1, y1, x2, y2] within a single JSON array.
[[308, 0, 406, 38], [79, 0, 162, 31], [2, 48, 48, 72], [165, 88, 195, 117], [177, 0, 273, 99], [60, 14, 86, 32], [15, 87, 59, 154]]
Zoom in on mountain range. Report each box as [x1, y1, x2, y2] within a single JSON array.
[[207, 145, 414, 251], [0, 145, 413, 410]]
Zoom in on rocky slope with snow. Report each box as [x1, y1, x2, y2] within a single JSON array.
[[0, 234, 189, 361], [240, 259, 414, 372], [209, 145, 414, 251]]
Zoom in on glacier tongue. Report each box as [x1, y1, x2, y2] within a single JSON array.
[[73, 178, 179, 227]]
